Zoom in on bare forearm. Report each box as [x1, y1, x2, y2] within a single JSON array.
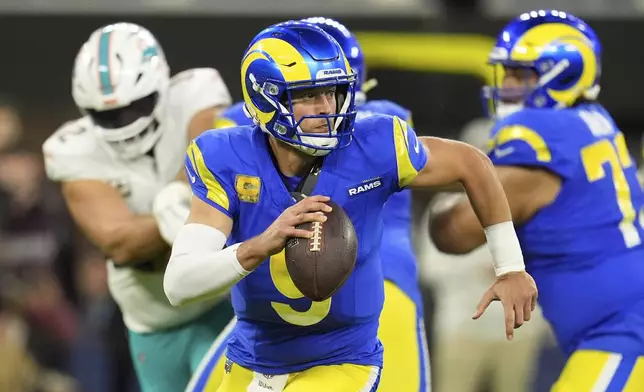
[[101, 215, 168, 265], [62, 181, 169, 265], [460, 150, 512, 228], [236, 236, 272, 271], [433, 152, 525, 275], [430, 196, 486, 254], [175, 168, 188, 183]]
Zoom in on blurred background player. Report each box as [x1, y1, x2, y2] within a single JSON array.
[[42, 22, 234, 392], [421, 118, 549, 392], [164, 20, 536, 392], [191, 16, 430, 392], [295, 16, 432, 392], [430, 10, 644, 391]]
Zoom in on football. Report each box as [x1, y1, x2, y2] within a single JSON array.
[[284, 200, 358, 302]]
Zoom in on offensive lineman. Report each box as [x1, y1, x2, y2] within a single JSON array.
[[42, 23, 234, 392], [431, 11, 644, 391]]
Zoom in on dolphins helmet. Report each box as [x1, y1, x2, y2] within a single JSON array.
[[72, 22, 170, 159]]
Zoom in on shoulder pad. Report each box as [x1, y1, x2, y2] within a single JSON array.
[[360, 99, 411, 122], [185, 127, 251, 218], [353, 114, 427, 190], [214, 101, 253, 129], [169, 68, 232, 113], [42, 118, 110, 182], [488, 109, 576, 178], [353, 113, 393, 146]]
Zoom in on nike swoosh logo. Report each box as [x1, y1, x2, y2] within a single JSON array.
[[494, 146, 515, 158], [413, 137, 420, 154], [189, 172, 196, 184]]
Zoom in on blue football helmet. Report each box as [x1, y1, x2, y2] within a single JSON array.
[[483, 10, 602, 118], [301, 17, 371, 104], [241, 21, 358, 156]]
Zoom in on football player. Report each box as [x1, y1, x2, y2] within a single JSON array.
[[164, 21, 537, 392], [188, 17, 430, 392], [42, 23, 234, 392], [430, 10, 644, 391]]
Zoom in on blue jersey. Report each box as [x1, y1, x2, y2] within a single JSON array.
[[217, 101, 423, 308], [488, 103, 644, 355], [356, 100, 422, 308], [188, 115, 427, 373]]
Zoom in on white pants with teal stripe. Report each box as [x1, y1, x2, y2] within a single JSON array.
[[127, 300, 234, 392]]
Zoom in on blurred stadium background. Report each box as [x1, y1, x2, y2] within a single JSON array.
[[0, 0, 641, 391]]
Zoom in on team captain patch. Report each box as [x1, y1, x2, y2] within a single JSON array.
[[235, 174, 261, 203]]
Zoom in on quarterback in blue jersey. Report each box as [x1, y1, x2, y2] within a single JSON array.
[[190, 17, 431, 392], [189, 18, 428, 392], [164, 21, 537, 392], [431, 10, 644, 392]]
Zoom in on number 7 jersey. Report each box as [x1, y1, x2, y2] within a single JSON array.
[[488, 103, 644, 356]]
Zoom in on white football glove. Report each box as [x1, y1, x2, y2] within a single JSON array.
[[152, 181, 192, 245]]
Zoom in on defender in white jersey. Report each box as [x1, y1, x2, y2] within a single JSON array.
[[42, 23, 234, 392]]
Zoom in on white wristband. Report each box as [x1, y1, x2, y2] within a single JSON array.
[[484, 221, 526, 277]]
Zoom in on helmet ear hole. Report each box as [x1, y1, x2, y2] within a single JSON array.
[[279, 93, 289, 107]]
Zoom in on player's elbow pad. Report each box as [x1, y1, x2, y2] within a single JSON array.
[[163, 223, 249, 306]]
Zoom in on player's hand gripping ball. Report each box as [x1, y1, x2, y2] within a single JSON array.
[[285, 200, 358, 302]]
